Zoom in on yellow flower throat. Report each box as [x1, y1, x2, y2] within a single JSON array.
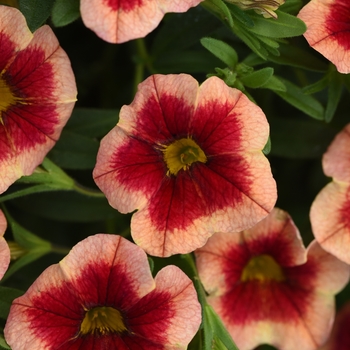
[[80, 306, 127, 336], [162, 138, 207, 176], [241, 254, 285, 282]]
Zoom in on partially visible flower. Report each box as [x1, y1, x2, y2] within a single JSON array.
[[226, 0, 285, 19], [80, 0, 203, 44], [4, 234, 201, 349], [298, 0, 350, 74], [319, 302, 350, 350], [195, 208, 350, 350], [310, 123, 350, 264], [93, 74, 277, 257], [0, 210, 10, 280], [0, 6, 77, 194]]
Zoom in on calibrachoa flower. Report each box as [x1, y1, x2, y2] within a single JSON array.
[[0, 6, 77, 194], [80, 0, 203, 44], [195, 208, 350, 350], [298, 0, 350, 74], [93, 74, 277, 257], [4, 234, 201, 349], [0, 210, 10, 280], [310, 123, 350, 264], [319, 301, 350, 350]]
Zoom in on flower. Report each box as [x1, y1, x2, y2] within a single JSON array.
[[80, 0, 203, 44], [195, 208, 350, 350], [226, 0, 285, 19], [310, 123, 350, 264], [298, 0, 350, 74], [0, 210, 10, 280], [93, 74, 277, 257], [4, 234, 201, 349], [319, 301, 350, 350], [0, 6, 77, 194]]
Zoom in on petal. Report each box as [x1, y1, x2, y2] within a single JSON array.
[[0, 6, 32, 71], [0, 11, 77, 194], [127, 265, 201, 348], [322, 124, 350, 182], [4, 264, 83, 350], [60, 234, 155, 308], [119, 74, 199, 141], [80, 0, 202, 44], [310, 181, 350, 264], [192, 77, 269, 153], [298, 0, 350, 73]]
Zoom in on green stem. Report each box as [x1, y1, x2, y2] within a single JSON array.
[[133, 38, 156, 94], [51, 244, 71, 256], [73, 182, 105, 198]]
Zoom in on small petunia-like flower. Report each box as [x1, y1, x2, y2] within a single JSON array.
[[4, 234, 201, 349], [319, 301, 350, 350], [195, 208, 350, 350], [226, 0, 285, 19], [0, 6, 77, 194], [93, 74, 277, 257], [80, 0, 203, 44], [298, 0, 350, 74], [310, 123, 350, 264], [0, 210, 10, 280]]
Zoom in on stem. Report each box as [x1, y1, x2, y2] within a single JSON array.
[[73, 182, 105, 198], [133, 38, 156, 94], [51, 244, 71, 256]]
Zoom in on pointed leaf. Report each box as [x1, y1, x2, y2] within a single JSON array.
[[18, 0, 55, 31], [51, 0, 80, 27], [201, 37, 238, 67], [201, 0, 234, 28], [274, 77, 324, 120], [325, 70, 343, 123], [249, 10, 306, 38], [240, 67, 274, 88]]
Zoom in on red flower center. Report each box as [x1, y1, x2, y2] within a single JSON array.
[[161, 138, 207, 176], [80, 306, 127, 335], [241, 254, 285, 282]]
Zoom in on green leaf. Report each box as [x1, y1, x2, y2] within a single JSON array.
[[302, 75, 329, 94], [51, 0, 80, 27], [18, 0, 55, 32], [2, 250, 51, 281], [201, 0, 234, 28], [325, 69, 343, 123], [0, 334, 11, 350], [227, 3, 254, 27], [65, 108, 119, 138], [9, 218, 51, 251], [279, 0, 303, 14], [268, 42, 328, 72], [263, 136, 271, 155], [201, 37, 238, 67], [274, 77, 324, 120], [260, 75, 286, 92], [204, 305, 239, 350], [0, 287, 24, 320], [48, 130, 100, 170], [249, 10, 306, 38], [240, 67, 274, 88]]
